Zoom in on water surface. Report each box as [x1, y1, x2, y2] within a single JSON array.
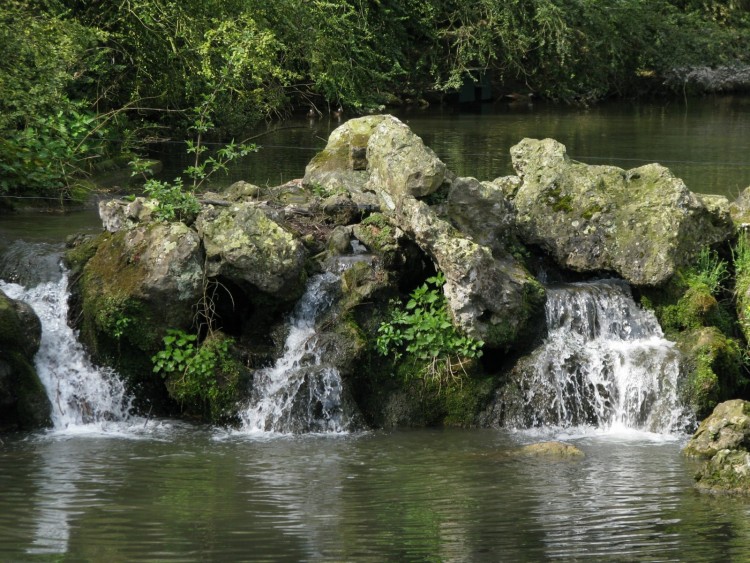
[[1, 427, 748, 561]]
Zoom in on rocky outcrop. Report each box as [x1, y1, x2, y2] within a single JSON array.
[[510, 138, 732, 286], [664, 65, 750, 93], [303, 115, 388, 195], [381, 194, 544, 348], [0, 290, 51, 430], [684, 399, 750, 494], [99, 197, 157, 233]]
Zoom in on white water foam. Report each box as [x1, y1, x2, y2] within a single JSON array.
[[239, 272, 354, 434], [506, 279, 693, 435], [1, 273, 134, 432]]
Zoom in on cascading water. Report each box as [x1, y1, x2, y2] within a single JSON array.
[[1, 244, 132, 430], [240, 272, 355, 433], [502, 279, 692, 433]]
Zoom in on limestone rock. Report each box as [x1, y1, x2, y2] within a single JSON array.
[[222, 180, 261, 202], [99, 197, 156, 233], [729, 186, 750, 227], [684, 400, 750, 494], [81, 222, 203, 336], [381, 194, 544, 348], [447, 176, 517, 255], [303, 115, 389, 194], [196, 202, 307, 299], [366, 115, 447, 199], [510, 138, 732, 286], [683, 399, 750, 459]]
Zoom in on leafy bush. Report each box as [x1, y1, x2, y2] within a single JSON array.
[[152, 329, 239, 421], [376, 272, 483, 386]]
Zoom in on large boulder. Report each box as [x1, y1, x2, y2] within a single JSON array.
[[684, 399, 750, 494], [195, 202, 307, 299], [510, 138, 732, 286], [366, 116, 447, 199], [303, 115, 389, 194], [0, 290, 51, 430], [381, 194, 544, 348], [77, 222, 203, 354]]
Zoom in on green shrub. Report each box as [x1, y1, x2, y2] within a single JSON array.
[[152, 329, 240, 421], [376, 272, 483, 387]]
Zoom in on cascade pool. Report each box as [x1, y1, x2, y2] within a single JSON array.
[[1, 427, 749, 561]]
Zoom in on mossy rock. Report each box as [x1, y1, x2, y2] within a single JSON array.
[[683, 399, 750, 459], [694, 449, 750, 494], [676, 327, 745, 419], [516, 441, 585, 459]]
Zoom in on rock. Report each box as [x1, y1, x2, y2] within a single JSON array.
[[99, 197, 156, 233], [729, 186, 750, 227], [222, 180, 261, 202], [327, 226, 352, 255], [366, 115, 447, 199], [664, 65, 750, 93], [675, 327, 744, 420], [195, 202, 307, 299], [694, 449, 750, 495], [78, 222, 203, 347], [303, 115, 389, 194], [686, 400, 750, 495], [0, 290, 51, 430], [381, 194, 544, 348], [517, 441, 585, 459], [322, 193, 361, 225], [683, 399, 750, 459], [446, 176, 517, 255], [510, 138, 732, 286]]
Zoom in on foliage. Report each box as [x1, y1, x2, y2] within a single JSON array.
[[377, 272, 483, 387], [683, 247, 729, 296], [152, 329, 239, 421]]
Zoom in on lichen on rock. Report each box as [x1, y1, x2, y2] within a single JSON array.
[[510, 138, 733, 286]]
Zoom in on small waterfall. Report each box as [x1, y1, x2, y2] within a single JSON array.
[[1, 263, 133, 430], [240, 272, 354, 433], [504, 279, 691, 433]]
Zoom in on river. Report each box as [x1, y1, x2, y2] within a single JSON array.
[[2, 96, 750, 561]]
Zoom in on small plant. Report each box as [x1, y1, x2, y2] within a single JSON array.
[[684, 247, 728, 296], [376, 272, 484, 387], [152, 329, 239, 420]]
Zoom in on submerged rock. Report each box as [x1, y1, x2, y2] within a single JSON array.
[[517, 441, 585, 459], [510, 138, 732, 286], [0, 290, 51, 430]]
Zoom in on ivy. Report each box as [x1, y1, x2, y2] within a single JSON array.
[[376, 272, 484, 387]]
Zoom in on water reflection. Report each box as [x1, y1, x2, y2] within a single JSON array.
[[2, 428, 750, 560]]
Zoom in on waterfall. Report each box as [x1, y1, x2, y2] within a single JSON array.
[[504, 279, 692, 433], [240, 272, 355, 433], [1, 252, 133, 430]]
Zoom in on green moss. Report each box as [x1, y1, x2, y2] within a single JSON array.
[[547, 185, 574, 213], [581, 202, 604, 220], [677, 327, 745, 419]]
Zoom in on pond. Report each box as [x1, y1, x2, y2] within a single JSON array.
[[1, 425, 750, 562], [2, 95, 750, 561]]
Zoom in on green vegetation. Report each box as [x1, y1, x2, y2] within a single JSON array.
[[2, 1, 749, 202], [152, 329, 240, 422], [642, 245, 748, 417], [377, 272, 483, 387]]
